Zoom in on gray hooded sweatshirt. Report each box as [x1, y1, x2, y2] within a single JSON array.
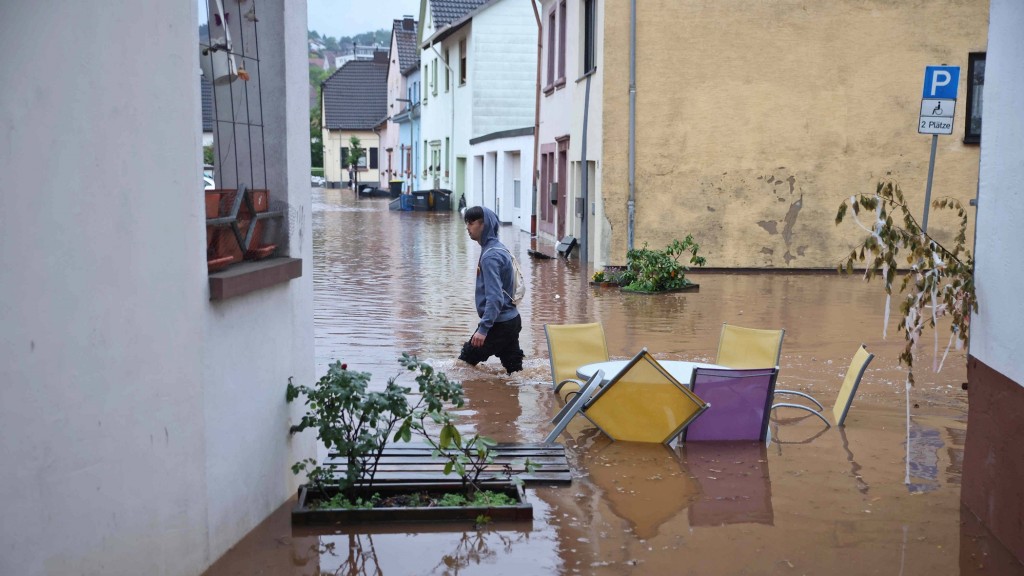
[[474, 207, 519, 336]]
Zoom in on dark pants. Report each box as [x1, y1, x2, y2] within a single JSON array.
[[459, 315, 524, 374]]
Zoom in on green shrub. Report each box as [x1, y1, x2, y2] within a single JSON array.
[[620, 236, 706, 292]]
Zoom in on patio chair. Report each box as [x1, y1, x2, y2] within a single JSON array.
[[772, 344, 874, 427], [545, 348, 709, 444], [681, 367, 780, 442], [544, 322, 609, 403], [715, 323, 785, 369]]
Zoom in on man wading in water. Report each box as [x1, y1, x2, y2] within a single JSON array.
[[458, 206, 524, 374]]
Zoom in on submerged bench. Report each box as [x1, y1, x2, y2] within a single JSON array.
[[325, 442, 572, 485]]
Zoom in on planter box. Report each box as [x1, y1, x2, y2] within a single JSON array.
[[621, 283, 700, 294], [206, 188, 274, 266], [292, 482, 532, 526]]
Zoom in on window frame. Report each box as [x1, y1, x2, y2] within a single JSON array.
[[964, 51, 984, 145], [459, 39, 468, 85], [582, 0, 597, 76], [557, 0, 567, 84], [444, 48, 451, 92], [581, 0, 598, 75], [545, 8, 556, 91]]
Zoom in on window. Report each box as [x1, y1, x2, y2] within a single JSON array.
[[965, 52, 984, 145], [459, 39, 467, 85], [444, 137, 449, 176], [583, 0, 597, 74], [546, 9, 556, 88], [369, 147, 379, 169], [341, 147, 348, 168], [558, 0, 567, 82], [445, 49, 450, 91], [423, 65, 428, 102], [432, 57, 438, 95]]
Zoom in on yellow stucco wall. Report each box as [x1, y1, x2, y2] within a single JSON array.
[[323, 129, 381, 185], [601, 0, 987, 268]]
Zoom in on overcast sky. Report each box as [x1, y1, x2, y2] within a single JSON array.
[[307, 0, 423, 40]]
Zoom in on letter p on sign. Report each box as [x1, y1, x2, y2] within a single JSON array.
[[923, 66, 960, 100]]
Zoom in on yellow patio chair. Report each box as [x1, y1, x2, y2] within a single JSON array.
[[715, 323, 785, 369], [544, 322, 609, 403], [772, 344, 874, 428], [546, 348, 709, 444]]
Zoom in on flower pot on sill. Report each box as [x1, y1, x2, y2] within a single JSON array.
[[292, 481, 532, 526]]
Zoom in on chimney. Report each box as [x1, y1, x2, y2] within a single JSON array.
[[403, 16, 415, 31]]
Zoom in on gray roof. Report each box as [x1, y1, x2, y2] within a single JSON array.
[[321, 59, 389, 130], [393, 18, 419, 74], [429, 0, 488, 28]]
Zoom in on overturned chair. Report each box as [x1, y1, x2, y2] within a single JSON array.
[[545, 348, 708, 444], [772, 344, 874, 428]]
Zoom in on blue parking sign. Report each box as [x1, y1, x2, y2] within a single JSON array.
[[922, 66, 960, 99]]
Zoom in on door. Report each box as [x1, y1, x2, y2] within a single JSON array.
[[557, 138, 569, 239]]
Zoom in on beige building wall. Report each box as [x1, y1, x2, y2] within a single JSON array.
[[323, 128, 381, 186], [600, 0, 987, 269]]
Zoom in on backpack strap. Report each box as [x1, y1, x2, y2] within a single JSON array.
[[482, 246, 518, 305]]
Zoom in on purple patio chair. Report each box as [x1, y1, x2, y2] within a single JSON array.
[[681, 367, 780, 443]]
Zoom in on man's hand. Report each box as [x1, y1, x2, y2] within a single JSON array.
[[470, 330, 486, 347]]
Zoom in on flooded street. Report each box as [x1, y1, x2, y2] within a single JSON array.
[[204, 189, 1023, 575]]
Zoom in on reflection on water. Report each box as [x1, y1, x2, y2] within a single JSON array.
[[202, 189, 1020, 576], [906, 420, 945, 494], [682, 442, 774, 527]]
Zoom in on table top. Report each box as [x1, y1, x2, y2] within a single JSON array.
[[577, 359, 723, 385]]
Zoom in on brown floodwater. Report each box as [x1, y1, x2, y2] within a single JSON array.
[[203, 189, 1023, 575]]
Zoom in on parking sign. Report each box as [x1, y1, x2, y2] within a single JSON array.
[[919, 65, 959, 135]]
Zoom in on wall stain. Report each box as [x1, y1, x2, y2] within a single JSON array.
[[707, 206, 716, 212], [758, 220, 778, 234], [781, 194, 804, 247]]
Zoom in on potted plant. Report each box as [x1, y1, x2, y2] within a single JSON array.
[[286, 354, 534, 526], [592, 237, 706, 293]]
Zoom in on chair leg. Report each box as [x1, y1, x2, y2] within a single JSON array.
[[774, 389, 825, 410], [772, 402, 831, 428], [546, 373, 604, 442]]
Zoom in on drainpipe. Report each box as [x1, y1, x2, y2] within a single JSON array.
[[627, 0, 636, 252], [580, 76, 591, 264], [531, 0, 542, 237]]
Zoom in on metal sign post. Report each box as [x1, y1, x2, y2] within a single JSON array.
[[918, 65, 960, 232]]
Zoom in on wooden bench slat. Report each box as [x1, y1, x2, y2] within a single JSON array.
[[321, 442, 571, 486]]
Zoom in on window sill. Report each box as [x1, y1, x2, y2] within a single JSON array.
[[575, 67, 597, 83], [209, 257, 302, 301], [543, 84, 555, 96], [555, 77, 566, 89]]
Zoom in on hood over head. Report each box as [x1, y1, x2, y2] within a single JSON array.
[[476, 206, 500, 246]]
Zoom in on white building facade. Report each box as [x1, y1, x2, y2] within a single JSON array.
[[418, 0, 537, 229], [536, 0, 604, 260], [0, 1, 315, 574], [962, 0, 1024, 564]]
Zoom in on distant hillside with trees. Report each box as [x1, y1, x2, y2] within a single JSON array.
[[307, 28, 390, 169]]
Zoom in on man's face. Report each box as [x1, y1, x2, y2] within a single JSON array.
[[466, 218, 484, 242]]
